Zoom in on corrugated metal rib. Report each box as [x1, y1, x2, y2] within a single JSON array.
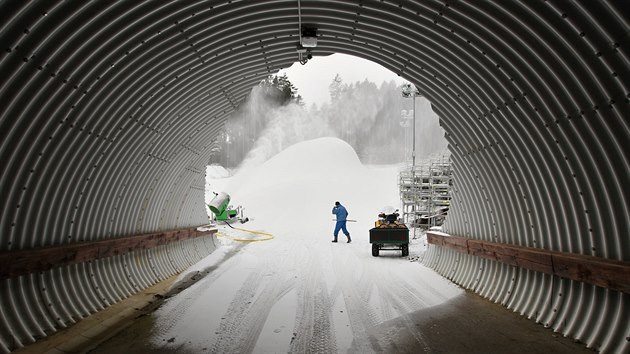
[[0, 0, 628, 352], [432, 2, 628, 352], [0, 235, 216, 351]]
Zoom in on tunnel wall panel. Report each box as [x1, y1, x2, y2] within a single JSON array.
[[0, 234, 216, 351]]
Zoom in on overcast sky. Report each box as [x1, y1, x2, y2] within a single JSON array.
[[278, 53, 407, 107]]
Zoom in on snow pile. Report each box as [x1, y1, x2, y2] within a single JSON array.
[[211, 137, 399, 237], [206, 164, 231, 179]]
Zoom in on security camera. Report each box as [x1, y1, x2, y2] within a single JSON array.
[[301, 26, 318, 47]]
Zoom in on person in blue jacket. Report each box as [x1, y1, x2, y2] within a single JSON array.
[[332, 201, 351, 243]]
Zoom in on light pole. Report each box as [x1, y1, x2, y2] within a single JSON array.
[[402, 84, 421, 236], [402, 84, 420, 171], [399, 112, 411, 162]]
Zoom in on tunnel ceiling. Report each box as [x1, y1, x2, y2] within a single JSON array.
[[0, 1, 629, 352]]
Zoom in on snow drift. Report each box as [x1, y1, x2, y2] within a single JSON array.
[[207, 137, 400, 238]]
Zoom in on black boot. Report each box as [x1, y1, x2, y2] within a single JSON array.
[[332, 236, 338, 243], [347, 234, 351, 243]]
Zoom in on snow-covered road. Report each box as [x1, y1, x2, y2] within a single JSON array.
[[91, 138, 463, 353], [146, 225, 460, 353]]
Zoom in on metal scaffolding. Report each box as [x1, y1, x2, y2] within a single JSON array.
[[399, 152, 452, 229]]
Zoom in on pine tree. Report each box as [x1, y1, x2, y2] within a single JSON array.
[[328, 74, 344, 102]]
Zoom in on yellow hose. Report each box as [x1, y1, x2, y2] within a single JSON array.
[[215, 227, 274, 242]]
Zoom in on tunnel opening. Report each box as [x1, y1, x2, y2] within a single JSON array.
[[209, 53, 448, 170]]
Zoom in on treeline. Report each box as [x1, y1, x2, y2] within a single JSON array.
[[212, 73, 447, 168], [318, 74, 447, 164]]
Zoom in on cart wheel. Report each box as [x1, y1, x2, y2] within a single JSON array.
[[372, 244, 379, 257], [401, 244, 409, 257]]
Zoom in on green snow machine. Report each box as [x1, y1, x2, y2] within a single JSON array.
[[207, 192, 239, 221]]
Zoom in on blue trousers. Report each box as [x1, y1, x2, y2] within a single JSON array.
[[334, 220, 349, 237]]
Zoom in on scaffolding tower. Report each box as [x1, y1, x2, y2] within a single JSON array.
[[399, 152, 452, 229]]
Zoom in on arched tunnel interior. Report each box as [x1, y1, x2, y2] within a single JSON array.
[[0, 1, 628, 353]]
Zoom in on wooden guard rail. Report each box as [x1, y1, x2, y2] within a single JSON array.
[[427, 232, 630, 294], [0, 227, 216, 279]]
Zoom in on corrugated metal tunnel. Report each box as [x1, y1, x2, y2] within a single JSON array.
[[0, 1, 628, 353]]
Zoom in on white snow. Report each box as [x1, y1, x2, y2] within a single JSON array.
[[206, 164, 231, 179], [152, 137, 462, 353]]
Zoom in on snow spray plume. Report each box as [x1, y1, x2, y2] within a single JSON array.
[[236, 92, 335, 172], [218, 84, 307, 169], [228, 78, 448, 170]]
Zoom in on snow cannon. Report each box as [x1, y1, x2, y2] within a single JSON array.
[[207, 192, 238, 221]]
